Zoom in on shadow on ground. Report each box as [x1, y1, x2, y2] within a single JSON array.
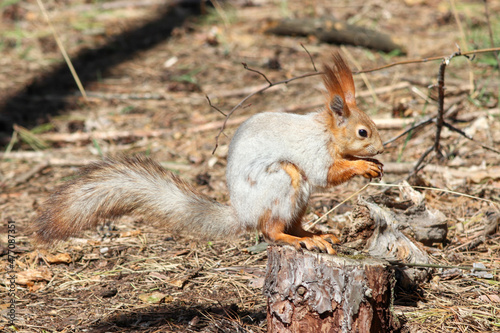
[[86, 303, 266, 333], [0, 1, 203, 143]]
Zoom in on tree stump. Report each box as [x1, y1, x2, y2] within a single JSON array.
[[264, 245, 399, 333]]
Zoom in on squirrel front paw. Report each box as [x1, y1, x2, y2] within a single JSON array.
[[357, 159, 383, 179]]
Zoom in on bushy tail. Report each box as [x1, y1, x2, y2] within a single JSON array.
[[34, 156, 239, 243]]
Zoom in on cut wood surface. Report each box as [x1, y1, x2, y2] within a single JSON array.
[[264, 245, 399, 333]]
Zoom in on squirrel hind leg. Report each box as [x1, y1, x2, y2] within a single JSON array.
[[258, 211, 338, 255]]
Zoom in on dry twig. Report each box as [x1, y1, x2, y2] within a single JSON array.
[[212, 67, 319, 153], [301, 43, 318, 72]]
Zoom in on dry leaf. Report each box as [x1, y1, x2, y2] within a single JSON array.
[[168, 279, 185, 288], [120, 230, 142, 238], [45, 253, 72, 264], [137, 291, 172, 304], [16, 268, 52, 286], [173, 249, 189, 256], [149, 272, 169, 282], [248, 277, 265, 289]]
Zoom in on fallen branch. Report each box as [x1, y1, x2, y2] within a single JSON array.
[[33, 129, 169, 144], [266, 17, 406, 54], [85, 92, 164, 100], [68, 0, 176, 12], [4, 162, 51, 189]]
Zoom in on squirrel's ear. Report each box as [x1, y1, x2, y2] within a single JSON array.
[[328, 95, 349, 126], [331, 53, 356, 107], [329, 95, 344, 117]]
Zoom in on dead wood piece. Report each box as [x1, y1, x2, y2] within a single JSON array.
[[264, 245, 399, 333], [6, 161, 50, 188], [356, 194, 437, 287], [342, 182, 447, 288], [398, 181, 448, 246], [266, 18, 406, 54], [37, 129, 169, 144], [69, 0, 170, 12], [85, 92, 164, 100], [345, 188, 447, 247]]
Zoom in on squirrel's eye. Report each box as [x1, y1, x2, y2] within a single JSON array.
[[358, 129, 368, 138]]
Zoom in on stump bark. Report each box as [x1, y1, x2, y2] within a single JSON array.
[[264, 245, 399, 333]]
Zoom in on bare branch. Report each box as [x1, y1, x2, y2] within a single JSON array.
[[300, 43, 317, 72], [242, 62, 272, 86], [357, 47, 500, 74], [212, 71, 320, 153], [383, 118, 434, 146], [432, 58, 448, 158], [411, 50, 461, 176], [205, 95, 226, 116], [410, 145, 434, 178], [443, 122, 500, 154], [434, 50, 462, 155]]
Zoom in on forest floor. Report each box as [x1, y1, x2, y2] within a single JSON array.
[[0, 0, 499, 332]]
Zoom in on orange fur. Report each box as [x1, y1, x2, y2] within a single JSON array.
[[280, 161, 302, 191], [322, 63, 346, 112], [327, 159, 383, 186], [322, 52, 358, 116], [258, 209, 338, 255], [331, 53, 356, 106]]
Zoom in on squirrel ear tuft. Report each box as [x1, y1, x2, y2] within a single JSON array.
[[323, 56, 350, 120], [322, 61, 344, 102], [331, 53, 356, 106]]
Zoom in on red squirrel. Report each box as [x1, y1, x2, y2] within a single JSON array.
[[34, 53, 383, 254]]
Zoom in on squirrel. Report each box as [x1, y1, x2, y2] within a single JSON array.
[[34, 53, 384, 255]]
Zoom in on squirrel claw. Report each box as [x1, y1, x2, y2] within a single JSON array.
[[318, 233, 340, 245], [359, 159, 383, 179], [297, 236, 337, 255]]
